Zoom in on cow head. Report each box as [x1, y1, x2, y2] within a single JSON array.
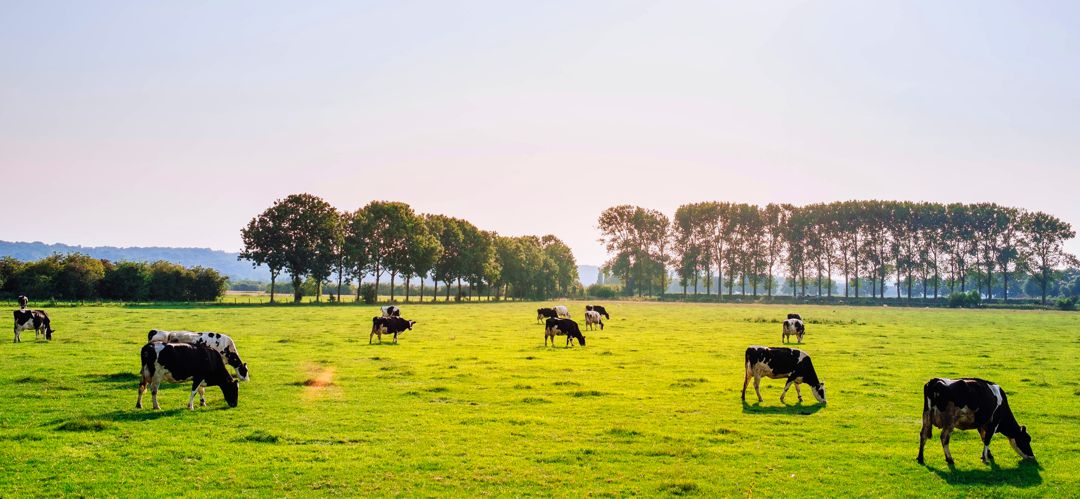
[[221, 377, 239, 408], [407, 320, 416, 330], [237, 363, 250, 381], [1009, 426, 1035, 460], [537, 309, 544, 320], [811, 382, 826, 405]]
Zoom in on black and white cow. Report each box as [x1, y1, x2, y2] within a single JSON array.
[[370, 316, 415, 344], [742, 346, 826, 405], [137, 342, 238, 410], [544, 317, 585, 347], [782, 318, 805, 344], [918, 378, 1035, 465], [786, 313, 802, 321], [536, 307, 558, 323], [586, 305, 610, 320], [553, 305, 571, 318], [147, 330, 249, 381], [584, 310, 604, 331], [17, 295, 28, 309], [13, 309, 53, 342], [380, 305, 401, 318]]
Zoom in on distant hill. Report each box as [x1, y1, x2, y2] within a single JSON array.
[[0, 241, 268, 281]]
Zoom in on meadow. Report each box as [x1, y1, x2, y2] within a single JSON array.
[[1, 301, 1077, 497]]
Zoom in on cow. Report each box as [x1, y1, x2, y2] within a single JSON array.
[[380, 305, 401, 318], [536, 307, 558, 323], [586, 305, 610, 320], [544, 317, 585, 347], [137, 342, 238, 410], [13, 309, 53, 342], [742, 346, 826, 405], [17, 295, 28, 309], [370, 316, 415, 344], [918, 378, 1035, 465], [782, 318, 805, 344], [146, 330, 249, 381], [553, 305, 571, 318], [584, 310, 604, 331], [786, 313, 802, 321]]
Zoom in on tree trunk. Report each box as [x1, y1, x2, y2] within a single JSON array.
[[337, 268, 344, 304], [457, 278, 462, 301], [292, 274, 303, 303], [389, 272, 397, 302], [433, 279, 438, 302], [269, 272, 277, 304], [405, 276, 411, 302], [374, 264, 382, 303], [446, 280, 451, 301]]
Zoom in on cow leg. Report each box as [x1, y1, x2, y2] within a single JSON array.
[[188, 378, 204, 410], [798, 333, 804, 344], [741, 365, 751, 402], [198, 384, 207, 407], [794, 382, 804, 403], [753, 374, 763, 403], [941, 425, 955, 465], [780, 379, 793, 404], [917, 411, 932, 464], [393, 333, 398, 344], [136, 378, 147, 409], [369, 330, 374, 344], [151, 381, 161, 410], [979, 427, 995, 464], [13, 326, 19, 343]]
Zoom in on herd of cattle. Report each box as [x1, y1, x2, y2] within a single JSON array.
[[9, 296, 1036, 466]]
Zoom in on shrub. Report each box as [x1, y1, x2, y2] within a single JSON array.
[[100, 262, 151, 301], [948, 291, 981, 308], [360, 283, 377, 304], [587, 284, 618, 299], [1055, 296, 1077, 311]]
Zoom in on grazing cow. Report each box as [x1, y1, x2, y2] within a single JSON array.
[[782, 318, 805, 344], [17, 295, 28, 309], [553, 305, 571, 318], [380, 305, 401, 318], [586, 305, 610, 320], [12, 309, 54, 342], [742, 346, 826, 405], [786, 313, 802, 321], [544, 317, 585, 347], [137, 342, 238, 410], [536, 307, 558, 323], [918, 378, 1035, 465], [584, 310, 604, 331], [146, 330, 249, 381], [370, 316, 415, 344]]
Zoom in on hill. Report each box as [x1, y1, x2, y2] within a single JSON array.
[[0, 241, 267, 281]]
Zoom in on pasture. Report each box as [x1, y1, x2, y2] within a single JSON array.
[[1, 301, 1077, 496]]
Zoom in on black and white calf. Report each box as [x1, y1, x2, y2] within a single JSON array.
[[544, 318, 585, 347], [137, 342, 238, 410], [380, 305, 401, 318], [584, 310, 604, 331], [370, 316, 415, 344], [13, 309, 54, 342], [782, 318, 805, 344], [742, 346, 826, 405], [536, 307, 558, 323], [918, 378, 1035, 465], [586, 305, 610, 320], [147, 330, 249, 381]]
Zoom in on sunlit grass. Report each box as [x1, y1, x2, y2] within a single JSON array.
[[0, 301, 1076, 496]]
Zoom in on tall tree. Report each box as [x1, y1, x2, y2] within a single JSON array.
[[1021, 211, 1078, 304], [239, 204, 289, 303]]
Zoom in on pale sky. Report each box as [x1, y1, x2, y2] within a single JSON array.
[[2, 1, 1078, 265]]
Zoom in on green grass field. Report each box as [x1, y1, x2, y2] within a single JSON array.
[[1, 301, 1077, 496]]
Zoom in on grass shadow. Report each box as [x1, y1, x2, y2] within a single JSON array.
[[741, 400, 823, 415], [928, 459, 1042, 488], [94, 408, 188, 422], [90, 372, 140, 384]]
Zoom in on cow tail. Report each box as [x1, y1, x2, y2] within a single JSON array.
[[140, 344, 156, 379]]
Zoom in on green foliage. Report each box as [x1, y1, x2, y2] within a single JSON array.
[[1055, 296, 1077, 311], [360, 283, 377, 304], [948, 290, 982, 308], [99, 261, 151, 300], [587, 284, 618, 299], [0, 256, 225, 302]]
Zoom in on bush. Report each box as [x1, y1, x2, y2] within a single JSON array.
[[948, 291, 981, 308], [587, 284, 619, 299], [360, 283, 377, 304], [100, 262, 151, 301], [1055, 296, 1077, 311]]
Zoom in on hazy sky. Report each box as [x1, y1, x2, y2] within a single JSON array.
[[2, 1, 1079, 265]]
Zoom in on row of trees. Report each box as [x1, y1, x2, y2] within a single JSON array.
[[239, 194, 580, 302], [598, 201, 1077, 304], [0, 254, 228, 302]]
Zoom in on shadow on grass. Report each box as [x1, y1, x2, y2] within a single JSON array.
[[90, 372, 140, 384], [928, 459, 1042, 488], [94, 408, 189, 422], [741, 400, 824, 415]]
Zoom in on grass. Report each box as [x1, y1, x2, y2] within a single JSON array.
[[0, 301, 1077, 496]]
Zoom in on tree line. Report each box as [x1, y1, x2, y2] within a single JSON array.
[[598, 201, 1077, 304], [0, 254, 228, 302], [239, 194, 580, 303]]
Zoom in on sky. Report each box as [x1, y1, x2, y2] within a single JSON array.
[[2, 1, 1079, 266]]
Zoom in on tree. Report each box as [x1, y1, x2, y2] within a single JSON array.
[[100, 261, 151, 301], [1022, 212, 1078, 304], [240, 201, 290, 303], [357, 201, 426, 302]]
